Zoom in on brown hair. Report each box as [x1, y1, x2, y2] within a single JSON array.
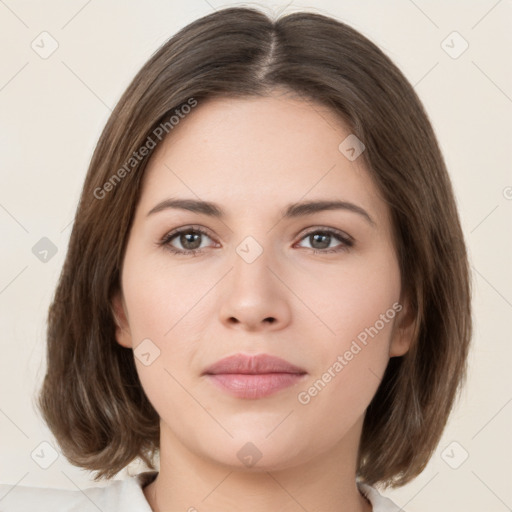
[[35, 6, 472, 488]]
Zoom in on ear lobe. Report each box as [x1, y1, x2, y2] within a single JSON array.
[[389, 299, 417, 358], [111, 291, 133, 349]]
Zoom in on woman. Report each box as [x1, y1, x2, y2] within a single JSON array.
[[0, 6, 471, 511]]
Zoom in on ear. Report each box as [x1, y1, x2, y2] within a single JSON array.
[[111, 290, 133, 349], [389, 298, 417, 358]]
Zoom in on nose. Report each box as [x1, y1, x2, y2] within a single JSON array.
[[218, 245, 292, 332]]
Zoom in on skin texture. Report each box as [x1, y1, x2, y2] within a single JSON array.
[[112, 90, 415, 512]]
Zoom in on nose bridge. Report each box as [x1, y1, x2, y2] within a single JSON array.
[[235, 233, 268, 269], [218, 233, 291, 330], [230, 233, 276, 296]]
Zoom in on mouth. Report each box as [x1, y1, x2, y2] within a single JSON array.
[[202, 353, 307, 399]]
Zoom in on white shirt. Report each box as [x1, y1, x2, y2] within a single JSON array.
[[0, 471, 404, 511]]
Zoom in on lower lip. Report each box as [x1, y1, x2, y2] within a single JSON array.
[[206, 373, 306, 399]]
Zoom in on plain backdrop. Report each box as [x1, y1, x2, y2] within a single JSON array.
[[0, 1, 511, 511]]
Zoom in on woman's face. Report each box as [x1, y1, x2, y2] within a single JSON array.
[[113, 91, 413, 471]]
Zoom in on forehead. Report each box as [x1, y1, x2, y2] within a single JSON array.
[[139, 93, 386, 223]]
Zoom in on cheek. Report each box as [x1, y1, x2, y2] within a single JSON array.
[[122, 248, 209, 341], [121, 251, 216, 399], [291, 249, 401, 348], [292, 251, 401, 410]]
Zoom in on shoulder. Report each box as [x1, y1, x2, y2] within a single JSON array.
[[0, 471, 157, 512], [358, 482, 405, 512]]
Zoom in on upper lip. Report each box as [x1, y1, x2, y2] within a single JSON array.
[[203, 353, 306, 375]]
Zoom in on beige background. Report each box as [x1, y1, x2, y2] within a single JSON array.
[[0, 1, 511, 510]]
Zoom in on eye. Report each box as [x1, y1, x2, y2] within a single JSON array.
[[159, 226, 217, 256], [295, 228, 354, 254], [158, 226, 354, 256]]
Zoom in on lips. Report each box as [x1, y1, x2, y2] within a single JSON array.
[[203, 353, 306, 375], [203, 353, 307, 399]]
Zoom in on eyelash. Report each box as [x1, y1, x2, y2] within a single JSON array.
[[158, 225, 354, 256]]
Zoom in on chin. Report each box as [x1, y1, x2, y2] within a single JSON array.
[[190, 429, 317, 473]]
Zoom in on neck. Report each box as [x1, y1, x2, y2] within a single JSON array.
[[143, 420, 372, 512]]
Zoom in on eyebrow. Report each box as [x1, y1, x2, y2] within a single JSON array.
[[146, 198, 375, 226]]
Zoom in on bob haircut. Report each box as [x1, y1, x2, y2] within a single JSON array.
[[36, 6, 472, 488]]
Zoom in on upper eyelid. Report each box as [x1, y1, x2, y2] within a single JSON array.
[[299, 226, 353, 241]]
